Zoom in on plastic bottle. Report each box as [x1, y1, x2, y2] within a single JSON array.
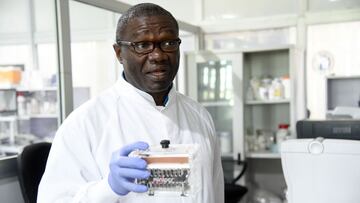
[[276, 124, 290, 151], [268, 83, 275, 101], [260, 78, 272, 101], [282, 76, 290, 99], [17, 93, 26, 116], [273, 78, 284, 100], [31, 98, 39, 114]]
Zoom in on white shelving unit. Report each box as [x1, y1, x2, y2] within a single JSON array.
[[245, 99, 290, 105], [186, 45, 298, 200], [239, 46, 296, 200]]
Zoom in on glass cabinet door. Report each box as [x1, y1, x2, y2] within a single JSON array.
[[186, 51, 243, 157], [197, 60, 233, 102]]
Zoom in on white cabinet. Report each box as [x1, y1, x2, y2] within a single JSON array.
[[241, 47, 296, 200], [185, 45, 298, 199], [242, 47, 296, 157]]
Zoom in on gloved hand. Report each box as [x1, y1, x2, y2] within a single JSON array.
[[108, 141, 150, 196]]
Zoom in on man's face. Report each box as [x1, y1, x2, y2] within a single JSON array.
[[114, 15, 180, 94]]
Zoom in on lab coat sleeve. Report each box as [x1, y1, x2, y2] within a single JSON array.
[[37, 113, 119, 203], [204, 109, 225, 203]]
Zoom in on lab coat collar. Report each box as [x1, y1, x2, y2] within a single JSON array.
[[115, 73, 176, 110]]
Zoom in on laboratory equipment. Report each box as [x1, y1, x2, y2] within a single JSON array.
[[132, 140, 199, 197], [296, 119, 360, 140], [281, 137, 360, 203]]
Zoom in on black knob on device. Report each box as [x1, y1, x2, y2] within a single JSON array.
[[160, 140, 170, 148]]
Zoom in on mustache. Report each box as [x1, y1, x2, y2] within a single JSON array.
[[146, 62, 171, 72]]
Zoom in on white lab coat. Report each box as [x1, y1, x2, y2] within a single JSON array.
[[38, 76, 224, 203]]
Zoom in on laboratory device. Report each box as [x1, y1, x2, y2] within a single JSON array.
[[131, 140, 199, 197], [281, 120, 360, 203], [296, 119, 360, 140]]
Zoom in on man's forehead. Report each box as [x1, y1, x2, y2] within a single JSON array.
[[131, 26, 177, 38], [125, 16, 178, 38]]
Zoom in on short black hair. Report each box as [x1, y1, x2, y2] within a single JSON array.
[[115, 3, 179, 41]]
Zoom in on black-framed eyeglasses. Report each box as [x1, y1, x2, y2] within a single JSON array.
[[116, 38, 181, 54]]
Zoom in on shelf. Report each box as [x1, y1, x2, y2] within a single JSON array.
[[245, 99, 290, 105], [0, 116, 17, 122], [18, 114, 58, 119], [201, 101, 233, 107], [0, 85, 18, 89], [246, 151, 281, 159], [16, 87, 57, 92]]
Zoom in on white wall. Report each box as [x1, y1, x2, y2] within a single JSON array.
[[117, 0, 360, 26], [0, 0, 28, 34], [69, 1, 116, 32], [0, 45, 31, 68], [204, 0, 297, 21], [309, 0, 360, 12], [306, 21, 360, 119], [71, 41, 118, 97], [34, 0, 56, 33], [204, 28, 297, 50], [118, 0, 198, 23]]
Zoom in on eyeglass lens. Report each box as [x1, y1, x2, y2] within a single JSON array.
[[133, 39, 180, 54]]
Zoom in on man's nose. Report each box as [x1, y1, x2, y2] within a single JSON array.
[[148, 46, 167, 62]]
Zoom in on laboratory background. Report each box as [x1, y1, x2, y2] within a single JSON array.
[[0, 0, 360, 203]]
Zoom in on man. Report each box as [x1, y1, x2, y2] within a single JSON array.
[[38, 3, 224, 203]]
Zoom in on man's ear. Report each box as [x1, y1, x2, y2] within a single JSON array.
[[113, 44, 123, 64]]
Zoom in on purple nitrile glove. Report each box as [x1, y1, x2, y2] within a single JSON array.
[[108, 141, 150, 196]]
